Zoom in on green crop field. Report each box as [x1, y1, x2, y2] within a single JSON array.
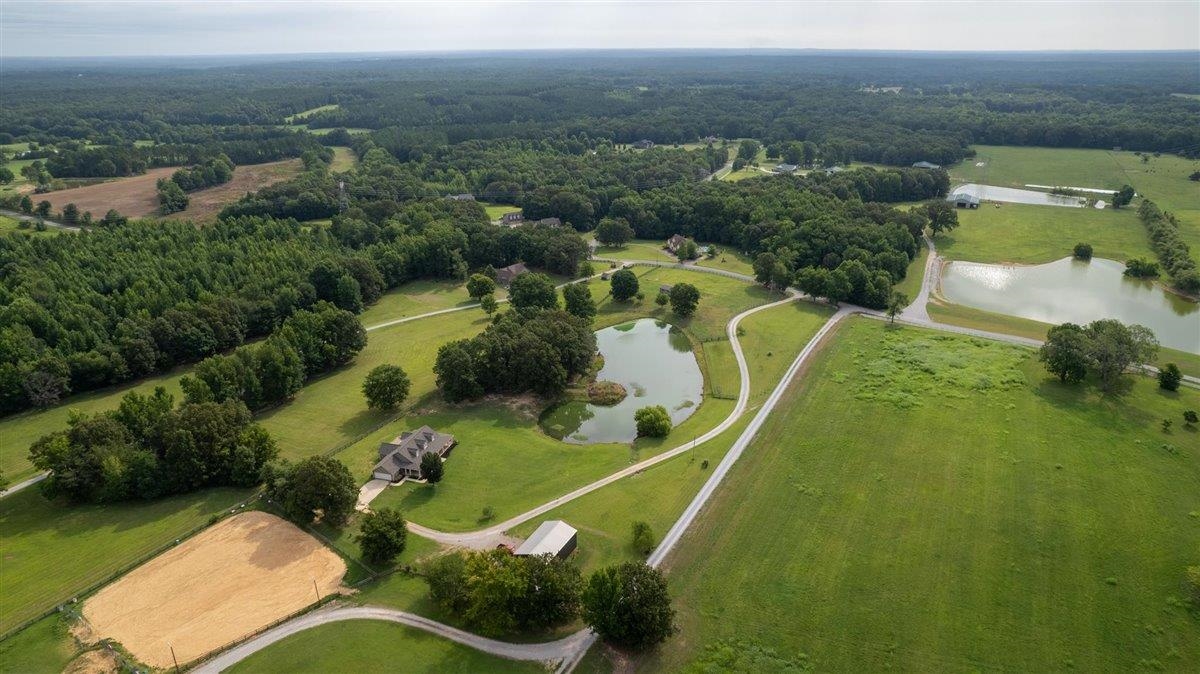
[[644, 318, 1200, 672], [949, 145, 1200, 263], [936, 202, 1152, 264], [508, 300, 834, 574], [225, 621, 544, 674], [0, 487, 252, 634]]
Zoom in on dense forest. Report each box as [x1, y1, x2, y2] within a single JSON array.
[[2, 51, 1198, 418]]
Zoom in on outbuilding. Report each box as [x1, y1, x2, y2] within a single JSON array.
[[950, 193, 981, 209], [515, 520, 578, 559]]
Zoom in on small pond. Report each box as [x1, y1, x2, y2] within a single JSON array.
[[940, 257, 1200, 353], [951, 183, 1086, 208], [540, 318, 704, 444]]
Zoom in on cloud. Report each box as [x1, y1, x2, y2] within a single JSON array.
[[2, 1, 1196, 58]]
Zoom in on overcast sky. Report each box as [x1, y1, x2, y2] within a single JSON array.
[[2, 1, 1197, 58]]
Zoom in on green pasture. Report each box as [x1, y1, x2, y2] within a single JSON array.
[[225, 620, 544, 674], [646, 318, 1200, 672], [937, 202, 1152, 264]]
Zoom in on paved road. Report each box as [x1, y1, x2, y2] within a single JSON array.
[[189, 605, 593, 673]]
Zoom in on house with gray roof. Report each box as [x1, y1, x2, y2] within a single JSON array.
[[372, 426, 456, 482]]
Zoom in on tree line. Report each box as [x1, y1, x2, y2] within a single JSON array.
[[1136, 200, 1199, 295]]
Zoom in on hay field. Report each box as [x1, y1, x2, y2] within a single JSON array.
[[81, 511, 345, 668]]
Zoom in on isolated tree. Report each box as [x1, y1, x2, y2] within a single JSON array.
[[925, 201, 959, 237], [1073, 243, 1093, 260], [562, 282, 596, 320], [1157, 363, 1182, 391], [509, 272, 558, 311], [595, 217, 635, 247], [635, 405, 672, 438], [1039, 323, 1090, 384], [610, 268, 639, 302], [357, 508, 408, 566], [61, 203, 79, 225], [1112, 184, 1135, 208], [466, 273, 496, 301], [271, 455, 357, 526], [886, 291, 908, 323], [669, 283, 701, 317], [479, 293, 498, 315], [630, 521, 655, 555], [582, 562, 677, 650], [362, 364, 411, 410], [420, 452, 444, 484]]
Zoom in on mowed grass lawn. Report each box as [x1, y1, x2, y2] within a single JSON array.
[[645, 318, 1200, 672], [950, 145, 1200, 263], [0, 487, 252, 634], [937, 202, 1152, 264], [225, 621, 544, 674]]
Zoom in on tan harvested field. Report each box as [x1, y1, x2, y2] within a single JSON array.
[[40, 167, 175, 217], [80, 511, 345, 668], [40, 159, 300, 221], [163, 159, 301, 222]]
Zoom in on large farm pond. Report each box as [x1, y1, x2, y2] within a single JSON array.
[[940, 256, 1200, 353], [540, 319, 704, 444]]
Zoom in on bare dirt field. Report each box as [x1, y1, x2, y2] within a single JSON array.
[[163, 159, 301, 222], [80, 511, 345, 668], [40, 159, 300, 221]]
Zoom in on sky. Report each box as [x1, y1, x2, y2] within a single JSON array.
[[1, 1, 1197, 58]]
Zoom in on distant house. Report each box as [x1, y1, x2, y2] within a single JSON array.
[[911, 161, 941, 169], [501, 211, 524, 224], [515, 520, 578, 559], [773, 163, 799, 174], [536, 217, 562, 227], [372, 426, 456, 483], [446, 194, 475, 202], [950, 193, 981, 209], [631, 139, 655, 150], [666, 234, 687, 253], [496, 262, 529, 286]]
